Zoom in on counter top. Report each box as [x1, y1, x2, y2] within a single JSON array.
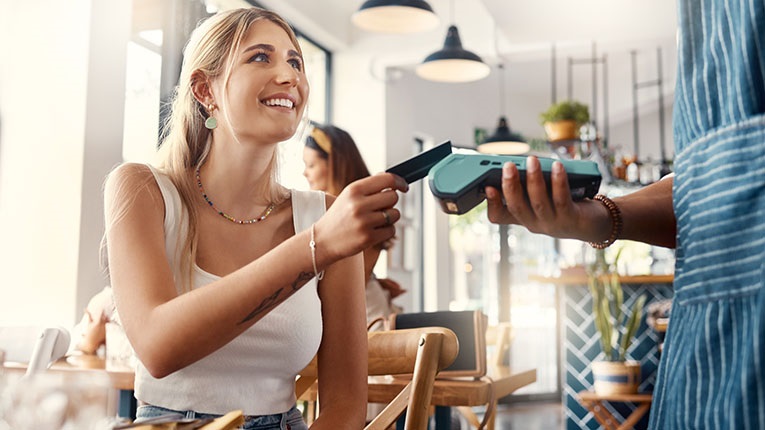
[[528, 273, 674, 286]]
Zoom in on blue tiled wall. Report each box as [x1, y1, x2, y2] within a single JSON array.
[[563, 282, 673, 430]]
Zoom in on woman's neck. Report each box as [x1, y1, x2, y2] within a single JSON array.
[[199, 142, 278, 210]]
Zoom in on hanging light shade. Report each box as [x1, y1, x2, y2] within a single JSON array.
[[477, 62, 528, 154], [416, 25, 491, 83], [478, 116, 530, 155], [352, 0, 439, 34]]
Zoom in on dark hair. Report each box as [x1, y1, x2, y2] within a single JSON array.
[[305, 124, 371, 196]]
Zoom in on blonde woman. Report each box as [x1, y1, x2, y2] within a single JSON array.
[[104, 8, 406, 429]]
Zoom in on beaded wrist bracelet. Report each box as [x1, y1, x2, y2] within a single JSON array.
[[588, 194, 623, 249]]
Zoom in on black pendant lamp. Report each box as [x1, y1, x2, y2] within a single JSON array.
[[478, 64, 529, 154], [352, 0, 439, 34], [415, 0, 490, 83]]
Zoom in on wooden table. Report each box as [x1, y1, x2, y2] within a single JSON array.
[[368, 366, 537, 430], [2, 354, 136, 417], [577, 391, 653, 430], [2, 354, 134, 389]]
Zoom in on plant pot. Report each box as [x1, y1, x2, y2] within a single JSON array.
[[591, 360, 641, 395], [543, 120, 578, 142]]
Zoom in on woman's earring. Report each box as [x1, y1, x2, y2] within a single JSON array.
[[205, 103, 218, 130]]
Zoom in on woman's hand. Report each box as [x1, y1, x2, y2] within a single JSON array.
[[315, 173, 408, 264], [76, 309, 108, 355], [485, 156, 609, 242]]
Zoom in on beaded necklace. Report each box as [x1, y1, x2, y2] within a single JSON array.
[[195, 168, 276, 225]]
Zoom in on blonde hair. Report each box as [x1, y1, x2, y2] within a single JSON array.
[[154, 7, 303, 291]]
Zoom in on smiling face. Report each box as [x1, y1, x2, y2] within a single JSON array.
[[302, 146, 329, 191], [213, 19, 309, 144]]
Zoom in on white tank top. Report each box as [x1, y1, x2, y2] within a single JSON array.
[[134, 166, 324, 415]]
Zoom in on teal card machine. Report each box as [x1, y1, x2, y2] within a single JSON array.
[[427, 153, 601, 215]]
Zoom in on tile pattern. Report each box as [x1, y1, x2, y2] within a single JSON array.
[[563, 283, 674, 430]]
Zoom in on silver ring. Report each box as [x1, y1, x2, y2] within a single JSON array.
[[381, 210, 391, 226]]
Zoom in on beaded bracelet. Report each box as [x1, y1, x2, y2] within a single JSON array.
[[309, 223, 324, 280], [588, 194, 623, 249]]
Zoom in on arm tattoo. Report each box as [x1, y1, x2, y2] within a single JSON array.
[[292, 271, 314, 291], [239, 287, 283, 324], [238, 271, 316, 324]]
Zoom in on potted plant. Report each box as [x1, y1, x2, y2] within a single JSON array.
[[539, 100, 590, 142], [587, 248, 646, 395]]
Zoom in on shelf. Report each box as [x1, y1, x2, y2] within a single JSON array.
[[528, 273, 674, 286]]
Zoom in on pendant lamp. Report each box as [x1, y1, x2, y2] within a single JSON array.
[[415, 0, 490, 83], [352, 0, 439, 34], [478, 64, 529, 155]]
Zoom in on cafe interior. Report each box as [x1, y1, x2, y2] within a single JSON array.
[[0, 0, 680, 429]]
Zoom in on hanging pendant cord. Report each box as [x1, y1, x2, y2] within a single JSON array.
[[494, 25, 506, 116], [499, 63, 506, 115]]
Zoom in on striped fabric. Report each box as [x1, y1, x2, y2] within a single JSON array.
[[650, 0, 765, 428]]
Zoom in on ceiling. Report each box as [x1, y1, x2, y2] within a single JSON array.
[[203, 0, 679, 159], [258, 0, 678, 60], [482, 0, 677, 48]]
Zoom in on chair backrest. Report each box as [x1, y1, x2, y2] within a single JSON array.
[[0, 325, 70, 376], [295, 327, 459, 430], [294, 355, 318, 400], [389, 310, 487, 378], [485, 322, 512, 368]]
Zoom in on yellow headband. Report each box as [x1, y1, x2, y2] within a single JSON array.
[[310, 127, 332, 155]]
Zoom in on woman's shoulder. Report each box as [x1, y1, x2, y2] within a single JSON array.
[[106, 162, 155, 186], [104, 163, 165, 203]]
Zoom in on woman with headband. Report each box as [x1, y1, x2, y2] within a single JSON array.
[[303, 124, 406, 330]]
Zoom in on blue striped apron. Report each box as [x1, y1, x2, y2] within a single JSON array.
[[649, 0, 765, 428]]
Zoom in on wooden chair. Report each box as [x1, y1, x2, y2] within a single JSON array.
[[295, 327, 459, 430], [456, 322, 513, 430], [295, 355, 319, 424], [390, 311, 487, 379], [390, 312, 518, 430]]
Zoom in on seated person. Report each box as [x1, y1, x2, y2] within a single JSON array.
[[303, 123, 406, 330], [70, 286, 114, 356]]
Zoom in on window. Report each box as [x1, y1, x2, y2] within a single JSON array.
[[448, 204, 561, 399]]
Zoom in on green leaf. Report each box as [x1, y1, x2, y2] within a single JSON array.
[[538, 100, 590, 125], [619, 294, 647, 361], [610, 273, 623, 329], [600, 293, 614, 360]]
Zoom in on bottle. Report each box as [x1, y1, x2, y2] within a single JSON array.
[[626, 160, 640, 183], [640, 158, 655, 185]]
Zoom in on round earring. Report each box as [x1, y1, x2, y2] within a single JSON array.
[[205, 103, 218, 130]]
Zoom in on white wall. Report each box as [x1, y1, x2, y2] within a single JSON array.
[[0, 0, 128, 326]]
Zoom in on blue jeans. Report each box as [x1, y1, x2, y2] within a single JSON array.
[[135, 404, 308, 430]]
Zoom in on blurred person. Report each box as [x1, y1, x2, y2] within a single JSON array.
[[103, 8, 406, 430], [303, 124, 406, 330], [70, 286, 114, 356]]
